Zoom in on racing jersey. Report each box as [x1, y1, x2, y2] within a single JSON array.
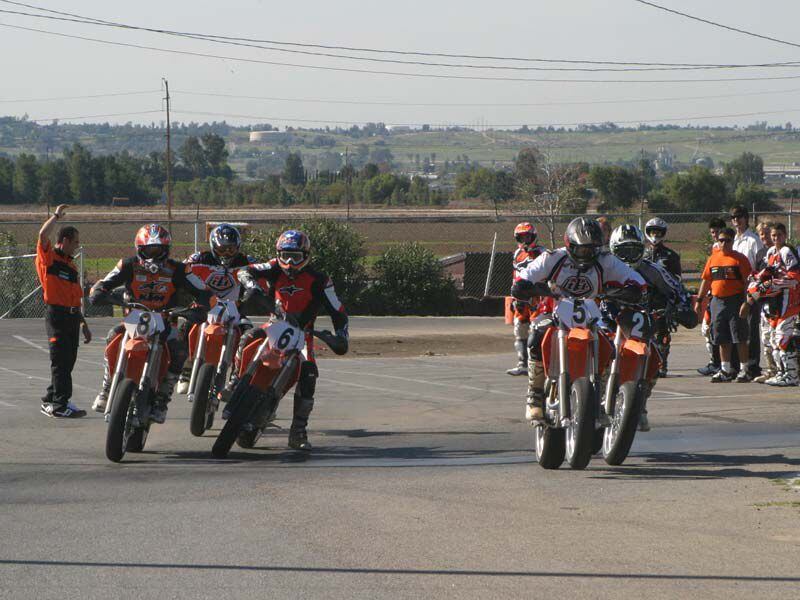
[[240, 259, 348, 333], [520, 248, 646, 300], [185, 251, 257, 302], [90, 257, 210, 310], [644, 244, 682, 279], [752, 245, 800, 319]]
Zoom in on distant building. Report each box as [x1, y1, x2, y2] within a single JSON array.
[[249, 131, 282, 143], [764, 163, 800, 179]]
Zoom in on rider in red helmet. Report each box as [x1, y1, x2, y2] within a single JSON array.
[[507, 222, 546, 377], [89, 224, 210, 422], [225, 229, 349, 451]]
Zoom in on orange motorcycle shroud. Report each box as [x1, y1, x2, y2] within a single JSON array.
[[238, 338, 301, 393], [542, 327, 613, 380], [188, 322, 237, 365], [105, 332, 171, 390]]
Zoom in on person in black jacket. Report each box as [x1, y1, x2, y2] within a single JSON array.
[[644, 217, 682, 279]]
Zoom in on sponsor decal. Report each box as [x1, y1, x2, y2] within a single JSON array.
[[560, 275, 593, 296], [279, 284, 303, 296]]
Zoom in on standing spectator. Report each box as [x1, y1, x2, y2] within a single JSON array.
[[747, 223, 800, 386], [751, 221, 778, 382], [730, 205, 765, 378], [35, 204, 91, 418], [698, 217, 727, 376], [644, 217, 682, 279], [694, 227, 752, 382]]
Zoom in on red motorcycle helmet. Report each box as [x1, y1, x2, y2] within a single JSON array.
[[276, 229, 311, 274], [514, 222, 537, 247], [135, 224, 172, 265]]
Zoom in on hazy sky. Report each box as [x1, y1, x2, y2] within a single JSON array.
[[3, 0, 800, 129]]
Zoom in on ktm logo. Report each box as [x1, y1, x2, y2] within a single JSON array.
[[279, 284, 304, 296], [560, 275, 593, 297]]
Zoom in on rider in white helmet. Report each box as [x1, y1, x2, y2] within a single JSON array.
[[644, 217, 682, 280]]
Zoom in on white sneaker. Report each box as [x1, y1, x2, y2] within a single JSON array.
[[176, 379, 190, 395], [765, 374, 787, 386], [92, 393, 108, 413], [771, 374, 799, 387], [506, 366, 528, 376]]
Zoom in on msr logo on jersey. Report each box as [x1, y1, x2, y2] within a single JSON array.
[[560, 275, 593, 297], [279, 284, 304, 296]]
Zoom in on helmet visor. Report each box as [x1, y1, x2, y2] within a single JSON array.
[[515, 233, 533, 245], [215, 244, 238, 258], [139, 245, 168, 260], [571, 244, 599, 261], [646, 227, 666, 242], [278, 250, 306, 265], [614, 244, 644, 264]]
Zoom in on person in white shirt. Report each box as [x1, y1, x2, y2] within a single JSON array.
[[730, 205, 765, 378]]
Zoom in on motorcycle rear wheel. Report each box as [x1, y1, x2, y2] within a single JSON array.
[[190, 363, 216, 437], [212, 379, 253, 459], [602, 381, 643, 466], [534, 423, 566, 469], [565, 377, 596, 470], [106, 378, 137, 463]]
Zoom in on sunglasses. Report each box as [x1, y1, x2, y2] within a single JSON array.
[[730, 215, 746, 220], [718, 237, 733, 243]]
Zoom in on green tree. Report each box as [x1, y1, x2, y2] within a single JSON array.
[[724, 152, 764, 189], [0, 156, 13, 203], [13, 153, 40, 203], [649, 166, 729, 212], [365, 242, 458, 315], [361, 163, 379, 179], [515, 147, 544, 183], [734, 183, 778, 211], [180, 136, 210, 179], [201, 133, 233, 179], [282, 152, 306, 185], [589, 165, 639, 210], [39, 159, 71, 205], [65, 143, 95, 202]]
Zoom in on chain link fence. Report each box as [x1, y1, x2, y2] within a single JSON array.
[[0, 209, 793, 316]]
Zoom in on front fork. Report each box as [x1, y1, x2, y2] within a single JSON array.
[[105, 331, 130, 420], [604, 327, 624, 415], [556, 327, 570, 424], [186, 323, 208, 402], [136, 339, 163, 418]]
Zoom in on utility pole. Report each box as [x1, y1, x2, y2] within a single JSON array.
[[345, 146, 351, 222], [163, 78, 173, 229]]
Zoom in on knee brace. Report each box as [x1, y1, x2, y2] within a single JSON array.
[[527, 318, 553, 363]]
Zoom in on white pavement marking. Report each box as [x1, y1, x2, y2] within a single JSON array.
[[334, 368, 518, 397], [0, 400, 17, 408], [13, 335, 101, 366], [0, 365, 92, 390], [653, 390, 692, 397]]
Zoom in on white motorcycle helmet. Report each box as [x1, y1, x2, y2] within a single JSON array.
[[644, 217, 668, 246], [610, 224, 646, 267]]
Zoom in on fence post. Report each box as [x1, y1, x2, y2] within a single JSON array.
[[483, 232, 498, 298], [193, 219, 199, 254]]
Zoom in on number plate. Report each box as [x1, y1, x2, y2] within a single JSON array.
[[618, 308, 653, 341], [266, 320, 304, 353], [554, 298, 601, 329]]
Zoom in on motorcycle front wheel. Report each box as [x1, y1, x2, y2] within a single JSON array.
[[212, 379, 254, 459], [534, 423, 566, 469], [565, 377, 596, 470], [106, 378, 137, 463], [190, 363, 216, 437], [602, 381, 643, 466]]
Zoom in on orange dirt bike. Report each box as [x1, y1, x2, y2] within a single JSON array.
[[103, 302, 202, 463], [600, 304, 661, 465], [535, 296, 614, 470], [185, 299, 246, 437], [211, 316, 343, 458]]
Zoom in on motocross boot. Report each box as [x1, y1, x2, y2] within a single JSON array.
[[152, 371, 179, 424], [525, 359, 546, 421], [507, 321, 529, 376], [176, 366, 191, 395], [92, 360, 112, 413], [289, 394, 314, 451], [638, 395, 651, 432]]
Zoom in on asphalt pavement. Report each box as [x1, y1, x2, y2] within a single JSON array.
[[0, 317, 799, 599]]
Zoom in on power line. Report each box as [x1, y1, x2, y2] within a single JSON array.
[[2, 0, 792, 68], [173, 87, 800, 108], [7, 5, 800, 72], [5, 21, 800, 84], [632, 0, 800, 50], [0, 90, 160, 103], [27, 110, 162, 123]]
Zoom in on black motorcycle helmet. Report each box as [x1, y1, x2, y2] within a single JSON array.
[[564, 217, 603, 268], [209, 223, 242, 266]]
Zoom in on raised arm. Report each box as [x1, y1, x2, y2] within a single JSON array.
[[39, 204, 67, 246]]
